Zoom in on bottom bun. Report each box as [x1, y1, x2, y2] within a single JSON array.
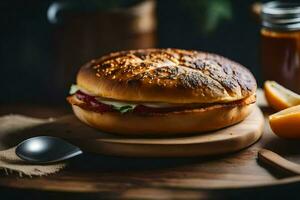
[[71, 103, 254, 136]]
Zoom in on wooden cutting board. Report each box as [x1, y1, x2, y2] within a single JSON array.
[[76, 105, 264, 157]]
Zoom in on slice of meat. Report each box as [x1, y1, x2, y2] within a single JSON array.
[[67, 90, 256, 114]]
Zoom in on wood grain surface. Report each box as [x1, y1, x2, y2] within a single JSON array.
[[1, 91, 300, 199]]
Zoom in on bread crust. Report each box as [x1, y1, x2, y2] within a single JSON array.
[[77, 49, 256, 104], [69, 95, 255, 136]]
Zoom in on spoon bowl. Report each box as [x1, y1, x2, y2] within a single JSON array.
[[16, 136, 82, 164]]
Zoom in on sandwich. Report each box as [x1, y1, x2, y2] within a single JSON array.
[[67, 49, 256, 136]]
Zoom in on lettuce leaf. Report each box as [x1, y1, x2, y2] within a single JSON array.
[[99, 99, 137, 113], [69, 84, 79, 95], [117, 105, 136, 114]]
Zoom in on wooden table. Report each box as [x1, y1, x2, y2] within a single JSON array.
[[1, 93, 300, 199]]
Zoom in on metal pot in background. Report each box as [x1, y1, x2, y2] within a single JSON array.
[[48, 0, 157, 101]]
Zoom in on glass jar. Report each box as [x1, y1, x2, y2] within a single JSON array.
[[261, 1, 300, 93]]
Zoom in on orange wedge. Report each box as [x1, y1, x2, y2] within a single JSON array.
[[269, 105, 300, 139], [264, 81, 300, 111]]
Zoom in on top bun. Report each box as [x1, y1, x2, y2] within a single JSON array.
[[76, 49, 256, 104]]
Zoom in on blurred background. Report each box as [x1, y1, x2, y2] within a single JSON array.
[[0, 0, 283, 106]]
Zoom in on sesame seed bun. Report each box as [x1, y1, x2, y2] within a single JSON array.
[[77, 48, 256, 104]]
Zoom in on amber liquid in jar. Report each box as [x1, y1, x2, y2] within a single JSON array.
[[261, 29, 300, 93], [261, 1, 300, 93]]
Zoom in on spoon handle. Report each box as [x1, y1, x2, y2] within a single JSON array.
[[258, 149, 300, 175]]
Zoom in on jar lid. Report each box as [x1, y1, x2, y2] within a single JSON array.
[[262, 1, 300, 31]]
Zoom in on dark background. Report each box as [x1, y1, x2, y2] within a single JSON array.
[[1, 1, 300, 199], [0, 0, 267, 106]]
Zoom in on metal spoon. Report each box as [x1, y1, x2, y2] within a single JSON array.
[[15, 136, 82, 164]]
